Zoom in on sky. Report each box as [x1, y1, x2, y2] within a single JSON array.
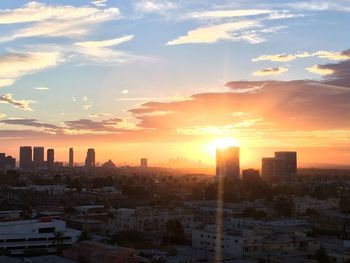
[[0, 0, 350, 167]]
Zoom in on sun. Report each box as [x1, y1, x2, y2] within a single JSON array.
[[205, 137, 240, 157]]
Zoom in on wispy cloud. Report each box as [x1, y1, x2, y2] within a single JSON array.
[[135, 0, 177, 14], [92, 0, 108, 7], [34, 86, 49, 91], [253, 50, 350, 62], [187, 9, 272, 20], [0, 2, 120, 42], [166, 20, 260, 45], [0, 51, 62, 88], [74, 35, 134, 48], [252, 67, 288, 76], [0, 118, 58, 129], [0, 94, 34, 111]]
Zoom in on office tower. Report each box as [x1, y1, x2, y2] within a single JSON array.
[[141, 158, 148, 168], [275, 151, 297, 181], [0, 153, 5, 169], [69, 148, 74, 167], [33, 147, 44, 167], [216, 146, 240, 180], [262, 152, 297, 182], [85, 148, 95, 168], [20, 146, 32, 169], [47, 149, 55, 168]]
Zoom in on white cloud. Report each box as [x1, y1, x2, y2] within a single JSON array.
[[252, 67, 288, 76], [34, 86, 49, 90], [0, 2, 120, 42], [166, 20, 260, 45], [253, 50, 350, 62], [135, 0, 177, 14], [0, 51, 62, 88], [75, 35, 134, 47], [306, 65, 334, 75], [0, 94, 34, 111], [188, 9, 272, 20], [92, 0, 108, 7], [121, 89, 129, 95]]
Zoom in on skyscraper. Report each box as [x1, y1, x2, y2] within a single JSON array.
[[69, 148, 74, 167], [20, 146, 32, 169], [33, 147, 44, 167], [262, 151, 297, 182], [141, 158, 148, 168], [216, 146, 240, 180], [85, 148, 95, 168], [47, 149, 55, 168], [275, 151, 297, 181]]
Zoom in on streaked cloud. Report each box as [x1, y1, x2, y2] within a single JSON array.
[[92, 0, 108, 7], [0, 118, 59, 129], [252, 67, 288, 76], [188, 9, 272, 20], [0, 94, 34, 111], [135, 0, 177, 14], [306, 65, 334, 75], [253, 50, 350, 62], [0, 51, 62, 88], [74, 35, 134, 48], [34, 86, 49, 91], [166, 20, 260, 45], [0, 2, 120, 42]]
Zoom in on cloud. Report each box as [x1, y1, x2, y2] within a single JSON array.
[[0, 2, 120, 42], [63, 118, 124, 133], [0, 94, 34, 111], [321, 59, 350, 87], [288, 1, 350, 12], [92, 0, 108, 7], [135, 0, 177, 14], [166, 20, 260, 45], [252, 67, 288, 76], [188, 9, 272, 20], [121, 89, 129, 95], [0, 118, 59, 129], [252, 50, 350, 62], [34, 86, 49, 90], [74, 35, 134, 48], [0, 51, 62, 88], [306, 65, 334, 75], [89, 113, 113, 118]]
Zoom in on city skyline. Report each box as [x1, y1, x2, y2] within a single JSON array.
[[0, 1, 350, 167]]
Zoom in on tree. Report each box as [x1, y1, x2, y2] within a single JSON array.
[[163, 219, 186, 245], [315, 246, 331, 263], [273, 196, 294, 217]]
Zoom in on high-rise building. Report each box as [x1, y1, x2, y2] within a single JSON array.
[[69, 148, 74, 167], [47, 149, 55, 168], [275, 151, 297, 181], [262, 151, 297, 182], [0, 153, 16, 169], [20, 146, 32, 169], [216, 146, 240, 180], [33, 147, 44, 167], [140, 158, 148, 168], [85, 148, 95, 168]]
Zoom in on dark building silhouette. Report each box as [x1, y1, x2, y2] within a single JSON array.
[[216, 146, 240, 180], [0, 153, 15, 169], [85, 148, 95, 168], [33, 147, 44, 167], [262, 152, 297, 182], [242, 169, 260, 181], [69, 148, 74, 167], [141, 158, 148, 168], [47, 149, 55, 168], [20, 146, 32, 169], [102, 159, 116, 168]]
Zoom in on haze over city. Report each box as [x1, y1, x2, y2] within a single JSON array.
[[0, 1, 350, 168]]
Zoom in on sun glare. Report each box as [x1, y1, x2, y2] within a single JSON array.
[[205, 137, 240, 158]]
